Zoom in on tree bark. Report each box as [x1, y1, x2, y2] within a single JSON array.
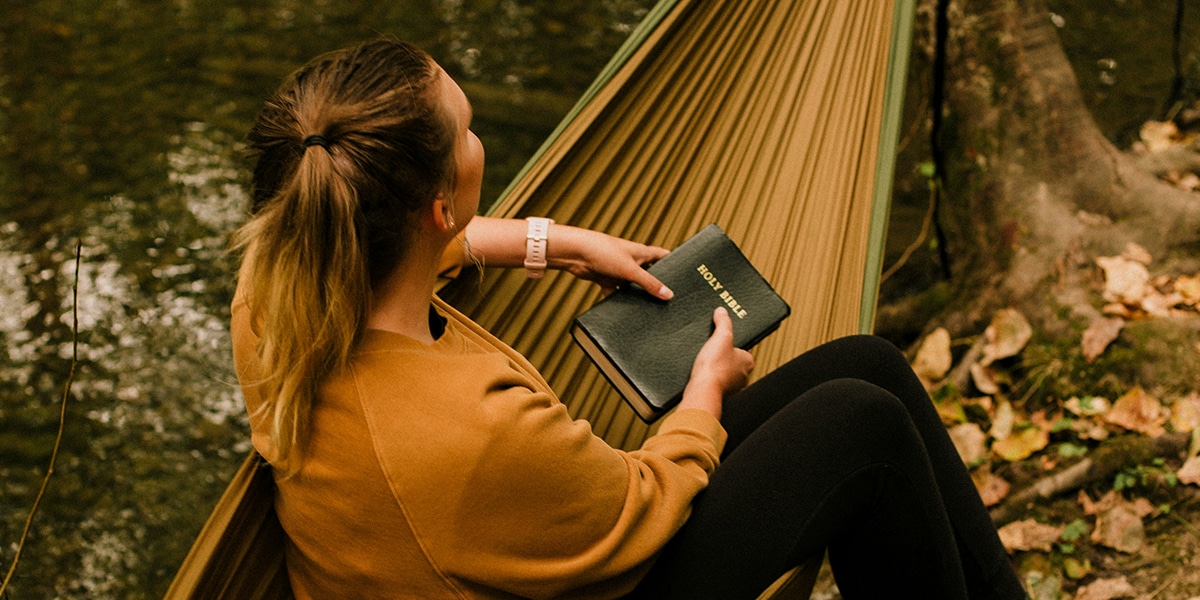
[[880, 0, 1200, 341]]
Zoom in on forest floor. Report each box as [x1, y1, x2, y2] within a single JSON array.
[[809, 117, 1200, 600]]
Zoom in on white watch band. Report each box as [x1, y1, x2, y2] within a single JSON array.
[[524, 217, 554, 278]]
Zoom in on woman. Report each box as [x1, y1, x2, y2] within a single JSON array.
[[231, 40, 1025, 599]]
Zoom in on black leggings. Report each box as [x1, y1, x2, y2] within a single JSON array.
[[629, 335, 1026, 599]]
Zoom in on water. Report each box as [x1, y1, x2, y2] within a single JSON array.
[[0, 2, 653, 597], [0, 1, 1195, 598]]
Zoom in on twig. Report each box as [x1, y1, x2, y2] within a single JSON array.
[[1147, 571, 1178, 599], [0, 240, 82, 595], [880, 182, 937, 284], [989, 431, 1191, 525]]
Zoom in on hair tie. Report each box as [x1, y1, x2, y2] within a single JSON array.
[[301, 135, 331, 151]]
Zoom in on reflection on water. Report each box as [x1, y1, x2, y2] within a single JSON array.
[[0, 1, 653, 597]]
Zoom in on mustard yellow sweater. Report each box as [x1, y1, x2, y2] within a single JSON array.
[[231, 276, 727, 598]]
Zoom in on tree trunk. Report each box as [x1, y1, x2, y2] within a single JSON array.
[[879, 0, 1200, 343]]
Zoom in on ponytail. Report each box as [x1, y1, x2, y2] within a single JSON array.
[[233, 40, 454, 475]]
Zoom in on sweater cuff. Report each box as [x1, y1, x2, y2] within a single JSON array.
[[657, 408, 728, 456]]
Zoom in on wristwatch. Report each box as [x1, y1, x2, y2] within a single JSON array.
[[524, 217, 554, 278]]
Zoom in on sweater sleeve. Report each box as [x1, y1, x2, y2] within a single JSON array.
[[395, 370, 726, 599], [455, 396, 723, 599]]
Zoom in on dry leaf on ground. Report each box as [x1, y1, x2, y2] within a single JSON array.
[[1140, 119, 1179, 152], [1065, 396, 1111, 417], [1178, 456, 1200, 486], [1071, 417, 1111, 440], [1103, 386, 1167, 437], [971, 468, 1011, 507], [1169, 391, 1200, 433], [1091, 504, 1145, 553], [1121, 242, 1152, 265], [1176, 273, 1200, 304], [990, 400, 1016, 440], [970, 362, 1000, 395], [998, 519, 1063, 553], [1140, 290, 1187, 317], [1081, 316, 1124, 363], [992, 426, 1049, 462], [948, 423, 988, 466], [935, 395, 966, 425], [912, 327, 952, 384], [1074, 575, 1137, 600], [1096, 255, 1154, 306], [981, 308, 1032, 366]]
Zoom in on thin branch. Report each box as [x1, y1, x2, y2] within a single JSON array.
[[880, 182, 937, 284], [0, 240, 82, 595]]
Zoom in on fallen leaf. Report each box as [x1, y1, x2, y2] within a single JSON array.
[[1023, 570, 1064, 600], [1074, 575, 1137, 600], [1121, 242, 1153, 265], [1178, 456, 1200, 486], [1079, 489, 1098, 515], [1101, 302, 1135, 318], [998, 519, 1063, 553], [1128, 496, 1156, 518], [1071, 417, 1110, 441], [948, 423, 988, 466], [1081, 316, 1124, 363], [1096, 255, 1154, 306], [1103, 386, 1167, 437], [1062, 556, 1092, 580], [971, 468, 1011, 507], [934, 394, 966, 425], [969, 362, 1001, 395], [1169, 392, 1200, 433], [991, 426, 1049, 462], [912, 327, 952, 383], [981, 308, 1033, 366], [1065, 396, 1111, 417], [1140, 119, 1179, 152], [1140, 290, 1185, 317], [1175, 273, 1200, 304], [1091, 504, 1145, 553], [990, 400, 1016, 440]]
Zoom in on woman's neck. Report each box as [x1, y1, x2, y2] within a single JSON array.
[[366, 235, 450, 344]]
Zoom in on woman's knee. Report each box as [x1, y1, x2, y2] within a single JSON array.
[[796, 379, 921, 452], [827, 334, 910, 371]]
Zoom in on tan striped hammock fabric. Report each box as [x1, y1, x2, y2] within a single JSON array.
[[165, 0, 915, 597]]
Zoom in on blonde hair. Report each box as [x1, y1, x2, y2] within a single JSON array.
[[233, 40, 456, 475]]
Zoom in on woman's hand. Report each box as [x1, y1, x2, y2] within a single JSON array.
[[549, 226, 673, 300], [678, 307, 755, 420]]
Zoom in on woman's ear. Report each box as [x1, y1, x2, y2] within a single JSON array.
[[429, 197, 456, 233]]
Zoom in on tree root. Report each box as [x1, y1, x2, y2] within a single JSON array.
[[1131, 146, 1200, 178], [990, 432, 1191, 526]]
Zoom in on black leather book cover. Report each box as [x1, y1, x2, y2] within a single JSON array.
[[572, 224, 791, 421]]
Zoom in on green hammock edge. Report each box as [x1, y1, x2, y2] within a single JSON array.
[[860, 0, 917, 334]]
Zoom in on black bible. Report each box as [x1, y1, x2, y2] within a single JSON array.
[[571, 224, 791, 421]]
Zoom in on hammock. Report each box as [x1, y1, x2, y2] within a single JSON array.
[[164, 0, 915, 597]]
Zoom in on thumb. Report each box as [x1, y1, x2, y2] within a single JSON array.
[[711, 306, 734, 338]]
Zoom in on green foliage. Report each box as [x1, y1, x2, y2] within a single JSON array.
[[1057, 442, 1088, 458], [1060, 519, 1088, 542], [1113, 458, 1179, 491]]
